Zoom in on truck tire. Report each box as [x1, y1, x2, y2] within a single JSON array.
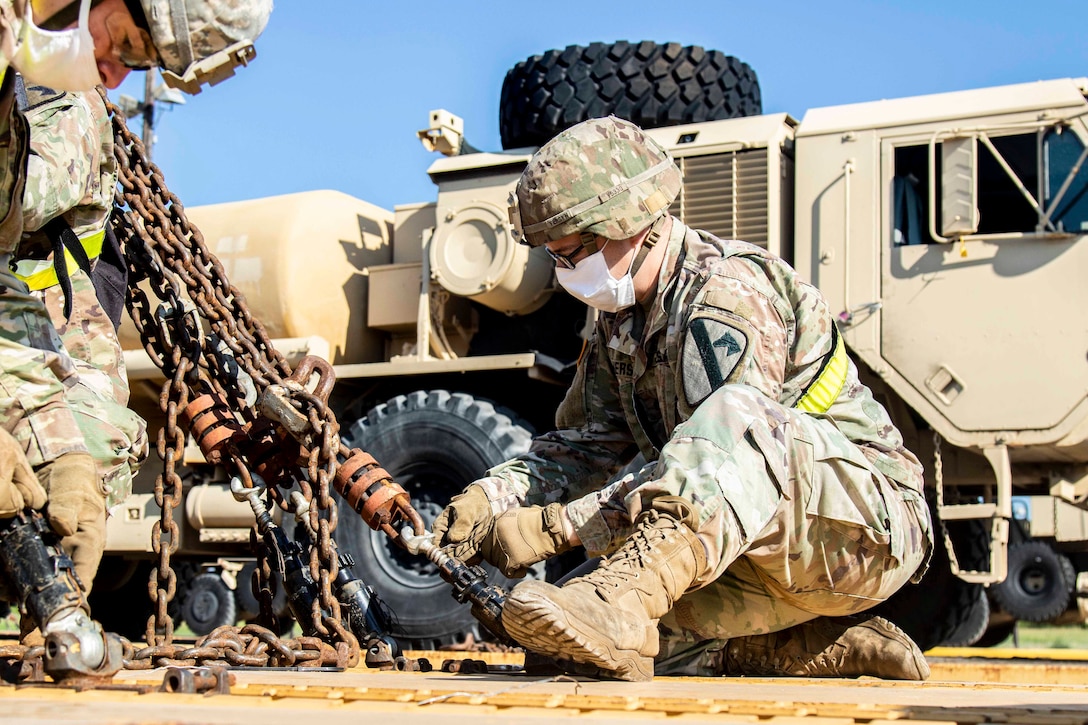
[[88, 560, 156, 642], [181, 572, 238, 636], [335, 390, 535, 649], [499, 41, 761, 150], [942, 586, 990, 647], [990, 540, 1075, 623], [974, 618, 1016, 647]]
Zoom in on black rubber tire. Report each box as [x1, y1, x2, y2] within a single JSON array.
[[181, 573, 238, 636], [499, 41, 761, 150], [990, 540, 1075, 623], [942, 586, 990, 647], [88, 561, 157, 642], [871, 509, 989, 651], [974, 618, 1017, 648], [334, 390, 534, 650]]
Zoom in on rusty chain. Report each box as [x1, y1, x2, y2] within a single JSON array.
[[104, 90, 355, 664], [95, 89, 419, 669], [2, 88, 429, 679]]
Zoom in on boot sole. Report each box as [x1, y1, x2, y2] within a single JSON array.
[[504, 582, 654, 682]]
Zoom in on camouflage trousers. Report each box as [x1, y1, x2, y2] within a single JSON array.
[[611, 384, 932, 676], [36, 266, 130, 410], [0, 258, 145, 510]]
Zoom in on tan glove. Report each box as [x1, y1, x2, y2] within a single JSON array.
[[35, 452, 105, 591], [35, 452, 99, 538], [432, 484, 496, 562], [0, 428, 46, 517], [479, 503, 572, 578]]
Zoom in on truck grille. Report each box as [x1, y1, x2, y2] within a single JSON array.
[[671, 148, 769, 248]]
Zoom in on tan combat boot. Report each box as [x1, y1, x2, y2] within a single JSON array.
[[503, 509, 706, 682], [722, 613, 930, 680]]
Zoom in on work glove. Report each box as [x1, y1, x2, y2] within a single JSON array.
[[479, 503, 572, 578], [432, 483, 496, 562], [0, 428, 47, 517], [35, 452, 100, 538], [35, 452, 106, 591]]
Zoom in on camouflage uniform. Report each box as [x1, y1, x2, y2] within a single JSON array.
[[0, 3, 70, 468], [14, 84, 144, 513], [20, 86, 128, 401], [479, 215, 933, 675]]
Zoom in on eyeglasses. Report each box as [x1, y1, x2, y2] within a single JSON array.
[[544, 245, 589, 270]]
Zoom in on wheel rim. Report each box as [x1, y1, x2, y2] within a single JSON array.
[[189, 590, 220, 625], [1019, 559, 1051, 597], [363, 460, 460, 593]]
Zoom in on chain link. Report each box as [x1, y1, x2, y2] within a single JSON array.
[[102, 88, 359, 667], [3, 89, 431, 677]]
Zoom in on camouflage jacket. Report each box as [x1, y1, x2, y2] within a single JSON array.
[[486, 218, 924, 552], [0, 0, 29, 253], [19, 85, 114, 256]]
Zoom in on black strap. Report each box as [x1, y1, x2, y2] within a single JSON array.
[[13, 73, 26, 112], [91, 224, 128, 331], [42, 217, 92, 321]]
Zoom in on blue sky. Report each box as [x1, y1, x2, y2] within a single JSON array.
[[113, 0, 1088, 212]]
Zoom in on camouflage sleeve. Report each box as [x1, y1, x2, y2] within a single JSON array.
[[484, 332, 638, 517], [567, 263, 799, 554], [20, 87, 101, 234]]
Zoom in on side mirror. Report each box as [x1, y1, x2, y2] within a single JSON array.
[[941, 136, 980, 237]]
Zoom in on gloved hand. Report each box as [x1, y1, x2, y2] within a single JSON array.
[[0, 428, 46, 516], [479, 502, 572, 578], [35, 452, 99, 538], [35, 452, 106, 591], [432, 484, 496, 562]]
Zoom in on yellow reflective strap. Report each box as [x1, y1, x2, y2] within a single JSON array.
[[795, 329, 849, 414], [13, 228, 106, 292]]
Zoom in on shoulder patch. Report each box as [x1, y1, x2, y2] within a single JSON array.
[[681, 315, 751, 407], [24, 84, 67, 111], [702, 287, 754, 319]]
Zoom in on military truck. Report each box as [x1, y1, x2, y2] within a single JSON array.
[[104, 43, 1088, 650]]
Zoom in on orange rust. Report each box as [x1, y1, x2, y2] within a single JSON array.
[[359, 480, 407, 524], [181, 394, 243, 463]]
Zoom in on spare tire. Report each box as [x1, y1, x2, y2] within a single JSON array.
[[499, 41, 761, 150], [334, 390, 535, 650], [990, 540, 1075, 623]]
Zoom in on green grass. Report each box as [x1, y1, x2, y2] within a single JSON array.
[[987, 623, 1088, 650]]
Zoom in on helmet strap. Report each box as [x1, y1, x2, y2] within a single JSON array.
[[168, 0, 194, 70], [629, 215, 667, 279], [579, 231, 599, 254]]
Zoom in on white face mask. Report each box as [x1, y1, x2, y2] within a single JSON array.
[[554, 239, 637, 313], [11, 0, 101, 92]]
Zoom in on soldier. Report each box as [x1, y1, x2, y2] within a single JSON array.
[[433, 116, 934, 682], [11, 83, 145, 595], [0, 0, 269, 659]]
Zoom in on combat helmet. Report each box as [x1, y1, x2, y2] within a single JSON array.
[[138, 0, 272, 93], [510, 116, 681, 251], [42, 0, 272, 94]]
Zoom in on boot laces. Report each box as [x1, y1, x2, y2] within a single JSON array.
[[726, 621, 849, 677], [582, 512, 677, 591]]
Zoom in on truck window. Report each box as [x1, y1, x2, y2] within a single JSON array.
[[892, 128, 1088, 243], [1045, 127, 1088, 233]]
